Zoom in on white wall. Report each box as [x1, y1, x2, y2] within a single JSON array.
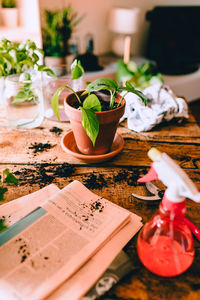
[[40, 0, 200, 56]]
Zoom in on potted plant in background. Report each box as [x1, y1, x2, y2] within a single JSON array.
[[42, 6, 83, 73], [0, 0, 18, 28], [0, 38, 54, 128], [116, 60, 163, 89], [52, 63, 148, 156]]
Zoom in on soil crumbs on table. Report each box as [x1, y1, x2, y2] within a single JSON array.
[[49, 127, 63, 136], [83, 167, 147, 190], [13, 166, 147, 189], [14, 163, 75, 188], [83, 173, 107, 190], [28, 142, 56, 155]]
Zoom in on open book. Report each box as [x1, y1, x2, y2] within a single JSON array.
[[0, 181, 142, 300]]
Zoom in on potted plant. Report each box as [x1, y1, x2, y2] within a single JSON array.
[[42, 6, 83, 72], [116, 60, 163, 89], [1, 0, 18, 28], [0, 38, 54, 99], [0, 38, 54, 127], [52, 62, 147, 155]]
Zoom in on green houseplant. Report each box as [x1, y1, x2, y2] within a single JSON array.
[[52, 62, 148, 155], [42, 6, 83, 67], [116, 60, 163, 89], [1, 0, 16, 8], [0, 38, 54, 128], [0, 38, 53, 77], [1, 0, 18, 28]]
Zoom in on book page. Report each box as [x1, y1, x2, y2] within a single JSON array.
[[0, 181, 131, 300]]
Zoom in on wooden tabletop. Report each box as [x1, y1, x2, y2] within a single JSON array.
[[0, 105, 200, 300]]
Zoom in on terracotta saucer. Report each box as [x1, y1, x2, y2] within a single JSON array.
[[61, 131, 124, 163]]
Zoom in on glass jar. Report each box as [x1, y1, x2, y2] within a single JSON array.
[[42, 64, 84, 122], [4, 73, 44, 129]]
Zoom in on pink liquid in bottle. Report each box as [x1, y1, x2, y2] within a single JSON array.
[[137, 210, 194, 277]]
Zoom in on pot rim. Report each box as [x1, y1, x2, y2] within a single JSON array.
[[64, 90, 126, 115]]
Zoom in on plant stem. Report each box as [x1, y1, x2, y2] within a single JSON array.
[[109, 90, 115, 110], [117, 91, 129, 107], [64, 85, 82, 104]]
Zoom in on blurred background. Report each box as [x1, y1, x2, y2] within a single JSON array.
[[0, 0, 200, 119]]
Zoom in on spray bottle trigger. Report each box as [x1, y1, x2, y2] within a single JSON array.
[[138, 164, 158, 183]]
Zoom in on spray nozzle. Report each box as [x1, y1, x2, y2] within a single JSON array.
[[138, 147, 200, 203]]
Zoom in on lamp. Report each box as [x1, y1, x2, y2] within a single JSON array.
[[108, 8, 140, 62]]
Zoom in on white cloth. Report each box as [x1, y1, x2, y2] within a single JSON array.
[[121, 83, 189, 132]]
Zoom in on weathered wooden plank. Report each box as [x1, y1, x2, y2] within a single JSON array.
[[0, 103, 200, 300], [0, 108, 200, 145], [0, 165, 199, 223], [0, 128, 199, 168], [119, 113, 200, 143]]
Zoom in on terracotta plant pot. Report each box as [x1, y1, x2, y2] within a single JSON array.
[[64, 91, 125, 155]]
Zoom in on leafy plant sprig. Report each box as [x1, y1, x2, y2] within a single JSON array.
[[52, 61, 148, 146], [0, 168, 19, 201], [0, 218, 8, 233], [51, 59, 84, 120], [0, 39, 55, 78], [0, 169, 19, 233], [116, 60, 163, 89], [12, 73, 37, 104], [11, 67, 55, 105], [42, 7, 84, 57]]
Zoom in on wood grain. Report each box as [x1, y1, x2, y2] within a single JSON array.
[[0, 104, 200, 300]]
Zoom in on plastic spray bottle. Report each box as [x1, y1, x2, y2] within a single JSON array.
[[137, 148, 200, 277]]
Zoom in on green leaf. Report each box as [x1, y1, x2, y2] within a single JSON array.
[[3, 168, 19, 185], [83, 94, 101, 112], [71, 59, 84, 80], [80, 107, 99, 146], [51, 84, 81, 121], [0, 218, 8, 233], [12, 91, 29, 103], [116, 60, 133, 82], [0, 186, 8, 201], [118, 81, 148, 105], [2, 52, 15, 69], [127, 81, 148, 105], [86, 78, 118, 92], [38, 65, 56, 77], [51, 86, 64, 121]]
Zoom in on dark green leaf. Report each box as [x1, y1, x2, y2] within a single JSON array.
[[86, 78, 118, 92], [119, 81, 148, 105], [83, 94, 101, 112], [0, 186, 8, 201], [80, 107, 99, 146], [3, 168, 19, 185], [0, 218, 8, 233]]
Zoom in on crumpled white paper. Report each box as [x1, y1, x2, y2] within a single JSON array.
[[121, 83, 189, 132]]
